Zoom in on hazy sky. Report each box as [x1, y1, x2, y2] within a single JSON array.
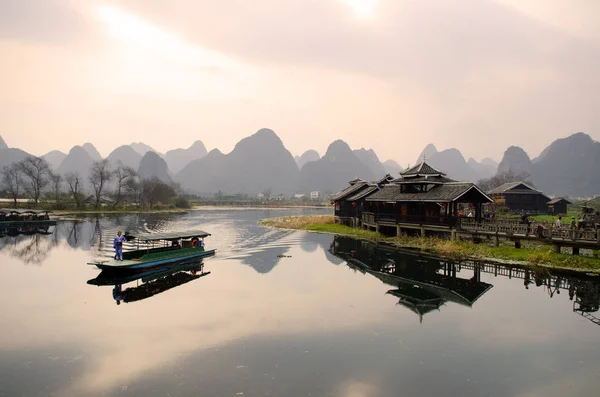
[[1, 0, 599, 164]]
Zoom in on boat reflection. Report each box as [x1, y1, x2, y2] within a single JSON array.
[[87, 261, 210, 305], [329, 236, 600, 326]]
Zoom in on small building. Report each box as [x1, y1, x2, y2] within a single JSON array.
[[294, 193, 305, 199], [488, 182, 551, 213], [547, 198, 571, 215], [310, 191, 320, 200], [332, 175, 395, 226]]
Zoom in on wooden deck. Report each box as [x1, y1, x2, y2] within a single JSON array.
[[348, 212, 600, 254]]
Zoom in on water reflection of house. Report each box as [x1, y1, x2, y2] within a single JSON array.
[[330, 236, 492, 322]]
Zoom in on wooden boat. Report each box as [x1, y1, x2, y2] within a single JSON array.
[[0, 209, 57, 228], [87, 230, 216, 272]]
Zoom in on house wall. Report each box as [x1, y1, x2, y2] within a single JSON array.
[[505, 194, 548, 213]]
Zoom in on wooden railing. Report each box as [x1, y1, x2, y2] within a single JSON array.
[[459, 218, 600, 242], [361, 212, 456, 227]]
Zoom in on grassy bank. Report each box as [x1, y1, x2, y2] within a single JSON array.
[[260, 215, 600, 272]]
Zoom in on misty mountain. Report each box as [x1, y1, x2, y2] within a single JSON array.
[[497, 146, 533, 176], [82, 142, 102, 161], [0, 148, 30, 169], [0, 135, 7, 150], [164, 140, 208, 174], [130, 142, 161, 157], [294, 150, 320, 169], [138, 151, 173, 184], [42, 150, 67, 171], [530, 133, 600, 197], [57, 146, 94, 184], [353, 148, 386, 177], [106, 145, 142, 170], [426, 148, 480, 182], [177, 129, 298, 195], [468, 158, 497, 180], [383, 159, 403, 176], [299, 140, 376, 194], [415, 143, 438, 165]]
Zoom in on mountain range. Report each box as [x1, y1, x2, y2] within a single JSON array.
[[1, 130, 600, 197]]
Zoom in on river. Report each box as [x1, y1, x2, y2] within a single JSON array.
[[1, 208, 599, 397]]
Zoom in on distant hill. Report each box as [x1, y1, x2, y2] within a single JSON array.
[[415, 143, 438, 165], [383, 159, 403, 176], [82, 143, 102, 161], [130, 142, 161, 157], [299, 140, 376, 194], [0, 148, 30, 169], [468, 158, 497, 180], [176, 129, 299, 195], [353, 148, 385, 178], [0, 135, 7, 150], [426, 148, 480, 182], [42, 150, 67, 171], [497, 146, 533, 176], [294, 150, 320, 169], [530, 132, 600, 197], [57, 146, 94, 187], [106, 145, 142, 170], [164, 140, 208, 174], [138, 152, 172, 184]]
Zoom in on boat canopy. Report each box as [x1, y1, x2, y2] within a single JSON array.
[[0, 208, 53, 215], [133, 230, 211, 241]]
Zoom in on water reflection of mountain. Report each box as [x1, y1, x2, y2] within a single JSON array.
[[88, 261, 209, 305], [329, 236, 600, 326]]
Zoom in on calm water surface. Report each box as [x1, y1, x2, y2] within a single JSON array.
[[1, 209, 599, 397]]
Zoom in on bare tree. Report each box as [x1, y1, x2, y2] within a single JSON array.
[[1, 164, 23, 207], [49, 172, 63, 207], [125, 175, 143, 208], [89, 159, 112, 209], [477, 170, 534, 193], [16, 156, 51, 206], [66, 172, 85, 209], [142, 177, 175, 209], [112, 162, 136, 209]]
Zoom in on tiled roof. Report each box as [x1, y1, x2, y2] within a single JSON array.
[[547, 198, 572, 205], [366, 183, 492, 203], [391, 175, 456, 184], [346, 185, 379, 201], [400, 162, 446, 177], [375, 174, 395, 185], [331, 181, 369, 201], [488, 181, 540, 195]]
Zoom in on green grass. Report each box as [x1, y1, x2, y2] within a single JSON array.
[[261, 215, 600, 272], [531, 212, 578, 222]]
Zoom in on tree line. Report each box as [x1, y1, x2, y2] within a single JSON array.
[[1, 156, 185, 210]]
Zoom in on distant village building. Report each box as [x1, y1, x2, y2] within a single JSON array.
[[310, 191, 321, 200], [294, 193, 306, 199], [488, 182, 551, 213], [547, 198, 571, 215]]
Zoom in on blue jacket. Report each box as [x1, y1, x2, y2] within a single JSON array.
[[113, 235, 126, 248]]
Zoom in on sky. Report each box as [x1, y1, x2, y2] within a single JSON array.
[[1, 0, 599, 164]]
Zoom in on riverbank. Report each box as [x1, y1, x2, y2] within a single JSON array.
[[260, 215, 600, 272]]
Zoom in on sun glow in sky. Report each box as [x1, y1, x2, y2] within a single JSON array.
[[92, 4, 258, 101], [338, 0, 379, 18]]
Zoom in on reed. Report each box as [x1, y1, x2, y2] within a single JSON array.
[[261, 215, 600, 271]]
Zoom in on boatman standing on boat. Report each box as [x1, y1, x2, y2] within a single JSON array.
[[113, 231, 126, 261]]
